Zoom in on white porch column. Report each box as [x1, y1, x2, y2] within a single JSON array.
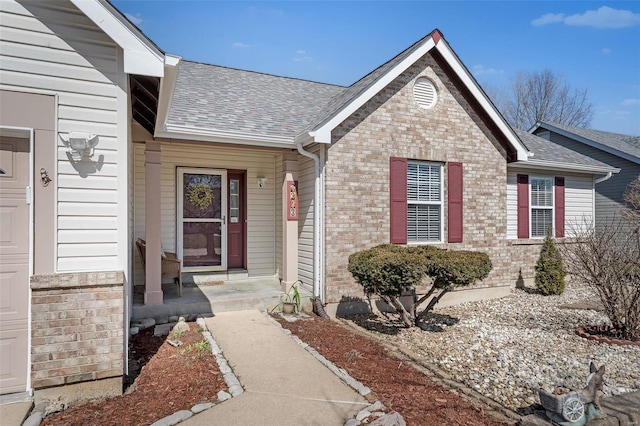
[[282, 152, 299, 290], [144, 141, 163, 305]]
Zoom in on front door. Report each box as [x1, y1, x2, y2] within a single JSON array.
[[178, 168, 227, 271], [227, 172, 245, 269], [0, 133, 30, 394]]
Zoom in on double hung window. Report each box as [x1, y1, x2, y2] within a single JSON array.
[[407, 161, 442, 242], [530, 177, 553, 238]]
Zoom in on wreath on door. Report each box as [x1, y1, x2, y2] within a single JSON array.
[[186, 180, 214, 210]]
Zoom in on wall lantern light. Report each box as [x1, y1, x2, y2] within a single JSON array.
[[257, 177, 268, 188]]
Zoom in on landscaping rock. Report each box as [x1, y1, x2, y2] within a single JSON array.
[[129, 326, 139, 336], [356, 409, 371, 421], [217, 390, 231, 401], [169, 315, 180, 323], [190, 402, 214, 414], [368, 412, 406, 426], [156, 316, 169, 325], [149, 410, 192, 426], [167, 339, 182, 348], [134, 318, 155, 330], [344, 419, 359, 426], [172, 320, 190, 335], [22, 412, 43, 426], [153, 323, 174, 337], [366, 401, 386, 412]]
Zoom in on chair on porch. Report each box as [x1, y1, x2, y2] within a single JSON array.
[[136, 238, 183, 297]]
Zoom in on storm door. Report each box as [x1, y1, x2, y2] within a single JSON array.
[[177, 168, 227, 271]]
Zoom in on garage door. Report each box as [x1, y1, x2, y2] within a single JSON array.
[[0, 134, 30, 394]]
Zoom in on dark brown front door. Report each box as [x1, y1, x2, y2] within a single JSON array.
[[227, 171, 246, 269]]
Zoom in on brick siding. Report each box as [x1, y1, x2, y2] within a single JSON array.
[[324, 52, 531, 303], [30, 271, 124, 389]]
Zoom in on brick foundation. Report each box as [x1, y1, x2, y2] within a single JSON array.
[[30, 271, 124, 389]]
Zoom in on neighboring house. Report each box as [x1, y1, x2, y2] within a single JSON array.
[[0, 0, 619, 401], [531, 121, 640, 229]]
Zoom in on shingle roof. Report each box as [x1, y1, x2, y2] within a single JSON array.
[[515, 129, 617, 171], [304, 31, 436, 133], [167, 61, 344, 139], [537, 121, 640, 160], [167, 31, 438, 140]]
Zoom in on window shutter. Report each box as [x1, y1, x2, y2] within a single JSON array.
[[555, 177, 565, 237], [447, 162, 463, 243], [390, 157, 407, 244], [517, 174, 529, 238]]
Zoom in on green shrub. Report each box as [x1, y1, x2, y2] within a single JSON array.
[[535, 230, 566, 295], [347, 244, 429, 297], [427, 250, 493, 288], [347, 244, 492, 327]]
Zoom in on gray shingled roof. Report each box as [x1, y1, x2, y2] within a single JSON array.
[[167, 31, 438, 140], [538, 121, 640, 160], [167, 61, 344, 139], [304, 31, 436, 133], [515, 129, 617, 170]]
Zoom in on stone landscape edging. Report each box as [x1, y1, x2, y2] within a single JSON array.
[[575, 326, 640, 348]]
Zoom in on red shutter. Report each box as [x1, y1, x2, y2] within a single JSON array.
[[555, 177, 565, 238], [447, 162, 463, 243], [517, 174, 529, 239], [389, 157, 407, 244]]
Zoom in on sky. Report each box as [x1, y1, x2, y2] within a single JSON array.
[[112, 1, 640, 136]]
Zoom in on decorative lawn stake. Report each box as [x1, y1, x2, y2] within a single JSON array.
[[538, 362, 607, 425]]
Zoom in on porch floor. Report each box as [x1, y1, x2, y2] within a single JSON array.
[[131, 276, 284, 321]]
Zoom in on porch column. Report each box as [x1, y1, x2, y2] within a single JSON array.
[[282, 152, 299, 291], [144, 141, 163, 305]]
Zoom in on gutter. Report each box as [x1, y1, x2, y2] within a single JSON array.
[[508, 160, 620, 175], [595, 172, 613, 184], [296, 141, 323, 303]]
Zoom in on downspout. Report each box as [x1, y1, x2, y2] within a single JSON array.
[[296, 141, 323, 303], [594, 172, 612, 184]]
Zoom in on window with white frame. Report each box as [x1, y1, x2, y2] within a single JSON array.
[[407, 161, 442, 242], [530, 177, 553, 237]]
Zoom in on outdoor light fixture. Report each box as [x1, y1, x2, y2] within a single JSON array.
[[60, 131, 100, 158], [257, 177, 267, 188]]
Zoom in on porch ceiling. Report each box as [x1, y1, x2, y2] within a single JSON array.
[[131, 74, 160, 136]]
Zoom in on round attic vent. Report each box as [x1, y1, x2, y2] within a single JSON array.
[[413, 77, 437, 109]]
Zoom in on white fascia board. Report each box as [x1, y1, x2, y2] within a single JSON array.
[[532, 122, 640, 165], [434, 40, 530, 162], [508, 160, 620, 175], [157, 125, 296, 149], [155, 54, 182, 136], [311, 38, 436, 143], [71, 0, 164, 77]]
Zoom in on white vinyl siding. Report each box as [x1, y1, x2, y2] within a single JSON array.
[[133, 142, 280, 285], [0, 0, 122, 272], [407, 161, 442, 242], [507, 171, 595, 239], [297, 145, 320, 289]]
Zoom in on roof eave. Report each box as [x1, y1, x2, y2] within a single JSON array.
[[532, 122, 640, 165], [157, 125, 296, 149], [508, 159, 620, 175], [308, 31, 530, 161], [71, 0, 164, 77]]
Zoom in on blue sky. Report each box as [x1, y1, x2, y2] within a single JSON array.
[[112, 1, 640, 135]]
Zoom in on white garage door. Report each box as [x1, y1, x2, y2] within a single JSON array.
[[0, 134, 30, 394]]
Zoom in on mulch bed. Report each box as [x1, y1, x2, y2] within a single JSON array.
[[277, 314, 510, 426], [42, 323, 227, 426]]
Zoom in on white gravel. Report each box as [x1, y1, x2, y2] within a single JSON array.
[[373, 281, 640, 411]]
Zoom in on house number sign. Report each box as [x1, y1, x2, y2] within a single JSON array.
[[287, 180, 298, 221]]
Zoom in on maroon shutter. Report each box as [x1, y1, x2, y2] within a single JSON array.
[[555, 177, 565, 238], [517, 174, 529, 239], [389, 157, 407, 244], [447, 162, 463, 243]]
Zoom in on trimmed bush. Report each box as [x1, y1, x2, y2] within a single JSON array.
[[535, 230, 566, 295], [348, 244, 492, 327]]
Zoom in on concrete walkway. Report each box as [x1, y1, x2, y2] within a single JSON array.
[[181, 310, 368, 426]]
